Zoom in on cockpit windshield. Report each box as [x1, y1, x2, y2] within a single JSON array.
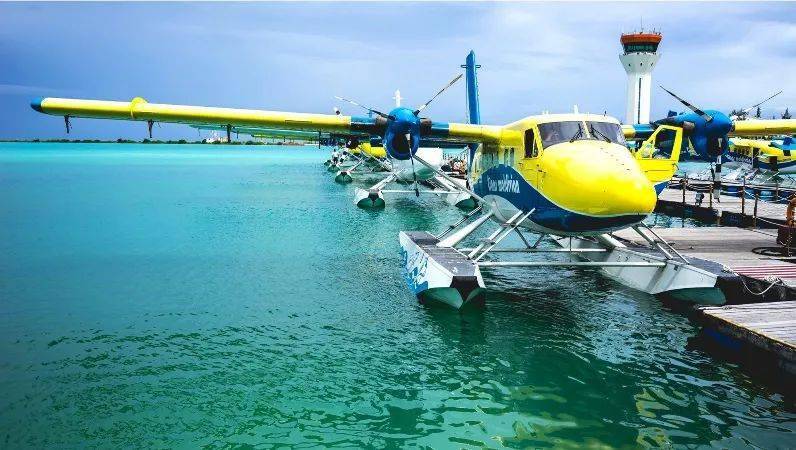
[[587, 121, 626, 145], [538, 121, 584, 148], [538, 120, 626, 148]]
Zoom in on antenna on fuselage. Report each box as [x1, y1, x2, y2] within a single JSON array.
[[393, 90, 402, 107]]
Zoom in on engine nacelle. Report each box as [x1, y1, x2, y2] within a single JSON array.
[[654, 109, 732, 159], [382, 107, 421, 160]]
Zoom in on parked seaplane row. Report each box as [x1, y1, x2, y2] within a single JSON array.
[[29, 50, 796, 309], [210, 86, 476, 210]]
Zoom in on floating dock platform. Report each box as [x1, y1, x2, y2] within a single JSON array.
[[698, 302, 796, 375], [612, 227, 796, 303]]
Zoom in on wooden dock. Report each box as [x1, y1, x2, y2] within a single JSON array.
[[612, 227, 796, 302], [657, 186, 788, 228], [699, 302, 796, 375]]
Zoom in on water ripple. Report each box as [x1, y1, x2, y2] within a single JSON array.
[[0, 144, 793, 448]]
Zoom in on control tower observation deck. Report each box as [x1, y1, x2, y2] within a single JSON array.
[[619, 31, 662, 125]]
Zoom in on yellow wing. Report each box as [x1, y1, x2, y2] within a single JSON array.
[[33, 97, 355, 133], [730, 119, 796, 137], [32, 96, 503, 144]]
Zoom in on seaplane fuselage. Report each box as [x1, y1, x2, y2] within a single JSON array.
[[469, 113, 668, 236]]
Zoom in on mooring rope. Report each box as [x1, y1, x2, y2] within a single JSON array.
[[721, 265, 785, 296]]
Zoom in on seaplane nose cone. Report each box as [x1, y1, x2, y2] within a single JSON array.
[[593, 146, 656, 216], [546, 141, 656, 219], [608, 167, 657, 215]]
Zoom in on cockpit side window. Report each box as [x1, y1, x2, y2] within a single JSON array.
[[524, 128, 539, 158], [537, 121, 583, 148]]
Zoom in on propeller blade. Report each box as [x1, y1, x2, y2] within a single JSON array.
[[414, 73, 464, 115], [740, 90, 782, 115], [334, 96, 392, 120], [660, 86, 713, 122]]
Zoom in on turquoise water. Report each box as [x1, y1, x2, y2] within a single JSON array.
[[1, 143, 793, 448]]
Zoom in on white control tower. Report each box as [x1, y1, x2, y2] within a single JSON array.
[[619, 30, 662, 124]]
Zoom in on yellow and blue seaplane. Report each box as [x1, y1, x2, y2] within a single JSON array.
[[332, 88, 474, 208], [628, 88, 796, 192], [396, 85, 796, 308], [723, 92, 796, 174], [725, 136, 796, 174], [29, 51, 796, 308]]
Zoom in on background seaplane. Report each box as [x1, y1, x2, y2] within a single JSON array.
[[723, 93, 796, 175], [625, 87, 796, 197], [725, 136, 796, 174], [333, 86, 474, 209], [30, 51, 796, 308]]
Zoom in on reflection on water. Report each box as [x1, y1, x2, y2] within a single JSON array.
[[0, 143, 793, 448]]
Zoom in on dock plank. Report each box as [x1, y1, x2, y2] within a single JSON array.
[[700, 301, 796, 379], [613, 227, 796, 300], [701, 302, 796, 357], [613, 227, 787, 268]]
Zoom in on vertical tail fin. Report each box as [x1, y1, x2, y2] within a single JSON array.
[[463, 51, 481, 125], [462, 50, 481, 170]]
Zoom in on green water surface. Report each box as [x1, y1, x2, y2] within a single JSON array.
[[0, 143, 793, 448]]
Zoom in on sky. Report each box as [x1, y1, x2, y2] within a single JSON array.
[[1, 1, 795, 140]]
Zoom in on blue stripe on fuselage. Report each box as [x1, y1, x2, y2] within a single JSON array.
[[473, 165, 646, 233]]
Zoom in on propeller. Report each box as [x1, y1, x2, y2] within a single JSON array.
[[336, 74, 463, 165], [732, 90, 782, 119], [335, 74, 463, 163], [414, 74, 463, 115], [334, 96, 394, 120], [335, 74, 464, 195], [660, 86, 714, 122], [655, 87, 735, 160]]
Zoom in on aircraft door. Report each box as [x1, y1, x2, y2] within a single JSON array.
[[635, 125, 683, 186], [521, 127, 542, 189]]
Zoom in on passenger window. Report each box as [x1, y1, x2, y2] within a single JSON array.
[[524, 129, 538, 158]]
